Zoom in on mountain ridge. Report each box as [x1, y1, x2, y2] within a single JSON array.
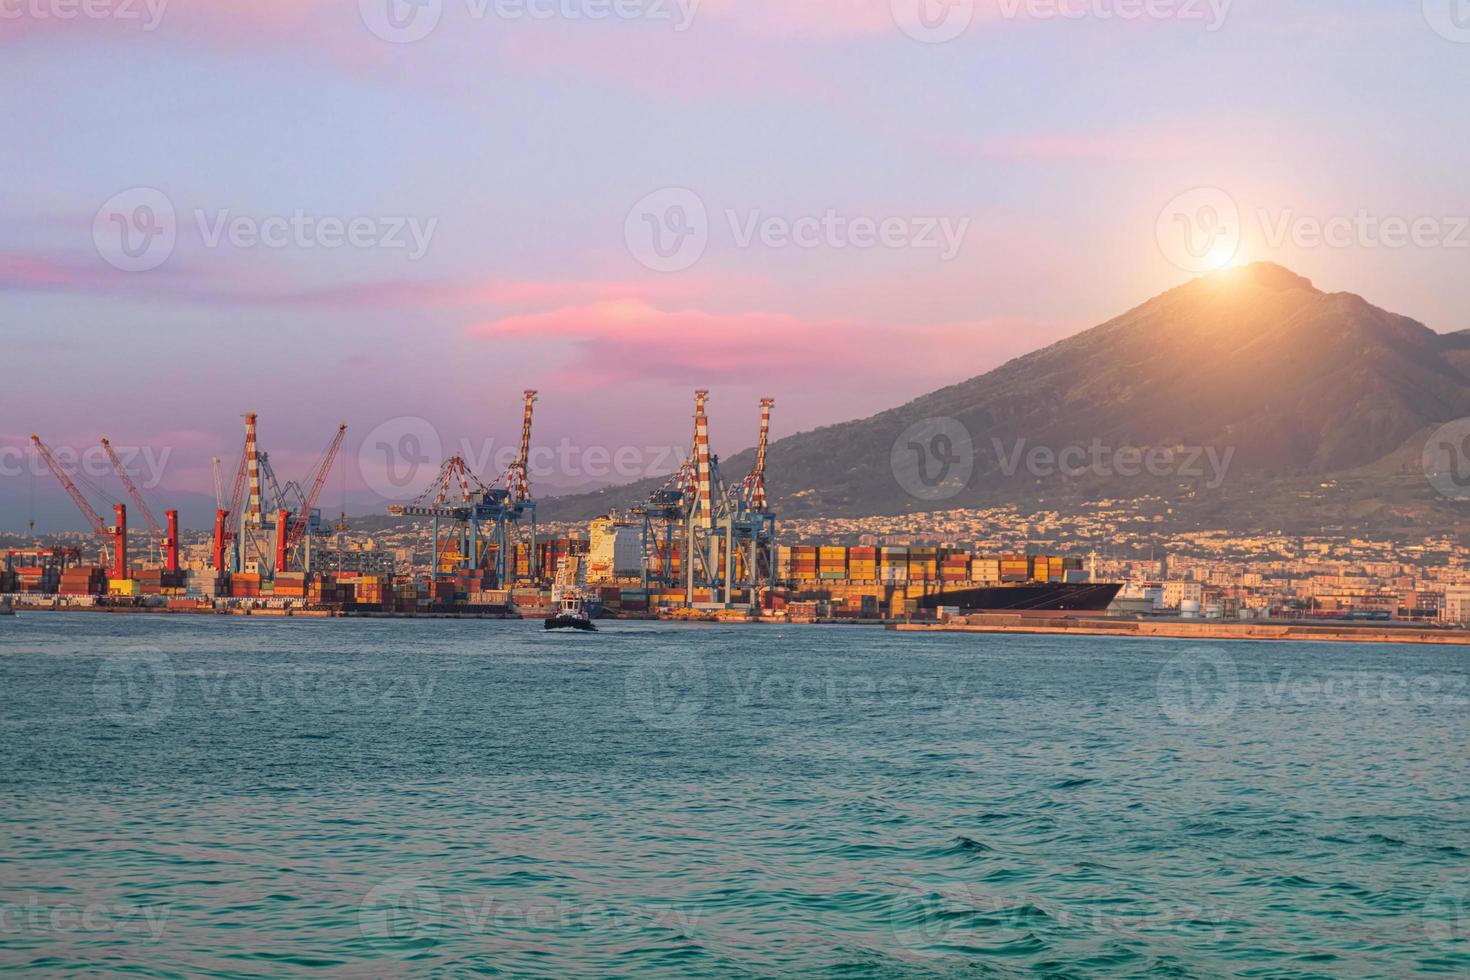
[[541, 263, 1470, 534]]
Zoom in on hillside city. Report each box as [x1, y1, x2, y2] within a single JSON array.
[[13, 492, 1460, 623]]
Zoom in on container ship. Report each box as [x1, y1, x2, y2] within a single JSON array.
[[916, 580, 1122, 613]]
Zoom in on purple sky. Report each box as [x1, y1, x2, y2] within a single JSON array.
[[4, 0, 1468, 512]]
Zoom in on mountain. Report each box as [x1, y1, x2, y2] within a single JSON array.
[[543, 264, 1470, 534]]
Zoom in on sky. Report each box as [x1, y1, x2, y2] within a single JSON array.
[[3, 0, 1468, 521]]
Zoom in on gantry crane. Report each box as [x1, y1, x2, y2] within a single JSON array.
[[100, 437, 178, 573], [674, 392, 777, 608], [30, 435, 129, 580], [385, 392, 540, 585]]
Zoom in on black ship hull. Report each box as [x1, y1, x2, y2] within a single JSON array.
[[545, 615, 597, 631], [918, 582, 1122, 613]]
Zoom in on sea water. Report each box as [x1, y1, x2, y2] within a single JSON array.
[[1, 614, 1466, 976]]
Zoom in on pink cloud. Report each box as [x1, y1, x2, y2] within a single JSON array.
[[0, 247, 727, 312], [471, 298, 1075, 388]]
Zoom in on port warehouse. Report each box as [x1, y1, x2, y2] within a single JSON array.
[[2, 543, 1084, 619]]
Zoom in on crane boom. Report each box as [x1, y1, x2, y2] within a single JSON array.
[[742, 398, 774, 511], [100, 438, 163, 538], [499, 390, 537, 502], [288, 424, 347, 546], [30, 435, 106, 536]]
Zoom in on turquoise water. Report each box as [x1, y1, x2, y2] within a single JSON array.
[[1, 614, 1467, 976]]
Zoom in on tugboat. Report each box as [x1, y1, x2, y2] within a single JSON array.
[[545, 591, 597, 631], [544, 556, 598, 632]]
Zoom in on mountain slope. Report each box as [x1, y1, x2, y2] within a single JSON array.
[[544, 264, 1470, 529]]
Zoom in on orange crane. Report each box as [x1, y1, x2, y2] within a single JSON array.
[[100, 437, 179, 573], [287, 424, 348, 549], [30, 435, 129, 581], [212, 421, 251, 571]]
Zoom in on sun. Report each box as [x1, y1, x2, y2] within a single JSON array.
[[1203, 238, 1242, 272]]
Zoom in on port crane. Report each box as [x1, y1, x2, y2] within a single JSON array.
[[210, 414, 348, 576], [30, 435, 129, 580], [385, 391, 540, 585], [670, 392, 778, 608], [100, 438, 179, 574], [282, 423, 348, 571]]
